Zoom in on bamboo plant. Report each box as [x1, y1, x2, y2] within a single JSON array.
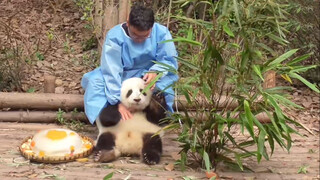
[[163, 0, 319, 171]]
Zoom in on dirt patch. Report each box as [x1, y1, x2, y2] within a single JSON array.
[[0, 122, 319, 180], [0, 0, 97, 94]]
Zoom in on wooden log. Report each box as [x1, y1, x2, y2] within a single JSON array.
[[0, 92, 83, 110], [0, 92, 237, 111], [0, 110, 270, 124], [0, 111, 88, 123]]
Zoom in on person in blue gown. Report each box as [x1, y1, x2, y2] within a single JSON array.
[[81, 5, 179, 124]]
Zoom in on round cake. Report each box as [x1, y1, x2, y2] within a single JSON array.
[[30, 128, 85, 157]]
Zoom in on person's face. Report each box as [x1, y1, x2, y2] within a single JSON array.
[[127, 23, 151, 43]]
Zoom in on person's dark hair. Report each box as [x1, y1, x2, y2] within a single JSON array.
[[128, 5, 154, 31]]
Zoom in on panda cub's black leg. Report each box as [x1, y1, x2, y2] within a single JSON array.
[[94, 132, 118, 162], [141, 133, 162, 165], [99, 104, 121, 127]]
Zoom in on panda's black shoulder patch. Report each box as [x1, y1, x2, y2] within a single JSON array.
[[99, 104, 121, 127], [144, 92, 167, 125]]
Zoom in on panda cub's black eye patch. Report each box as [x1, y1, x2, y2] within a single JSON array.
[[126, 89, 133, 98], [140, 89, 147, 96]]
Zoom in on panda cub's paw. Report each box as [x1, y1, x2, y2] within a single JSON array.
[[142, 150, 161, 165], [142, 151, 161, 165], [94, 150, 117, 162]]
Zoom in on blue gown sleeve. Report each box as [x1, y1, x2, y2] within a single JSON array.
[[150, 28, 178, 76], [100, 36, 123, 105]]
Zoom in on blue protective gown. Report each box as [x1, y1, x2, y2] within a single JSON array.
[[81, 23, 179, 124]]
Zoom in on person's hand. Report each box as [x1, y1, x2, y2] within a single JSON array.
[[118, 103, 132, 121], [143, 72, 158, 90]]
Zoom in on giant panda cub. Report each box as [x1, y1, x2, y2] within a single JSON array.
[[94, 77, 167, 165]]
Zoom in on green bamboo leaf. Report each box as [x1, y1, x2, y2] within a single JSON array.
[[232, 0, 242, 28], [262, 107, 281, 137], [235, 153, 244, 171], [181, 1, 190, 7], [187, 25, 193, 40], [161, 38, 202, 46], [262, 145, 269, 160], [282, 132, 292, 151], [152, 60, 178, 74], [182, 90, 191, 104], [103, 172, 114, 180], [192, 130, 197, 152], [176, 57, 199, 71], [171, 15, 213, 26], [252, 115, 267, 134], [257, 43, 276, 55], [218, 123, 225, 142], [253, 65, 264, 81], [224, 132, 236, 146], [272, 94, 303, 109], [212, 45, 224, 65], [267, 95, 288, 133], [203, 151, 211, 172], [172, 0, 189, 4], [180, 151, 187, 171], [238, 140, 255, 147], [287, 53, 311, 66], [289, 72, 320, 93], [267, 33, 289, 45], [266, 128, 275, 155], [289, 65, 317, 74], [268, 126, 286, 148], [281, 74, 293, 84], [244, 100, 254, 130], [240, 49, 249, 72], [284, 116, 308, 134], [241, 112, 255, 141], [223, 23, 235, 37], [141, 73, 163, 94], [229, 43, 240, 49], [202, 83, 211, 99], [257, 130, 266, 163], [269, 49, 298, 66]]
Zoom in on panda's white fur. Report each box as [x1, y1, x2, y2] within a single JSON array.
[[95, 77, 165, 164], [96, 111, 162, 155]]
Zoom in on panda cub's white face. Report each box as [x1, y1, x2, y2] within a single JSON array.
[[120, 77, 152, 111]]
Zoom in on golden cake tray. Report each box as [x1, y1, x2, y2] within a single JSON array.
[[19, 135, 94, 163]]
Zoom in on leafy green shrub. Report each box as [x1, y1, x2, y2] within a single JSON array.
[[166, 0, 319, 171], [285, 0, 319, 84], [0, 47, 24, 91]]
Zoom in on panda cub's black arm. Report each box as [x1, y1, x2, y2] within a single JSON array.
[[98, 104, 121, 127], [144, 92, 167, 125]]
